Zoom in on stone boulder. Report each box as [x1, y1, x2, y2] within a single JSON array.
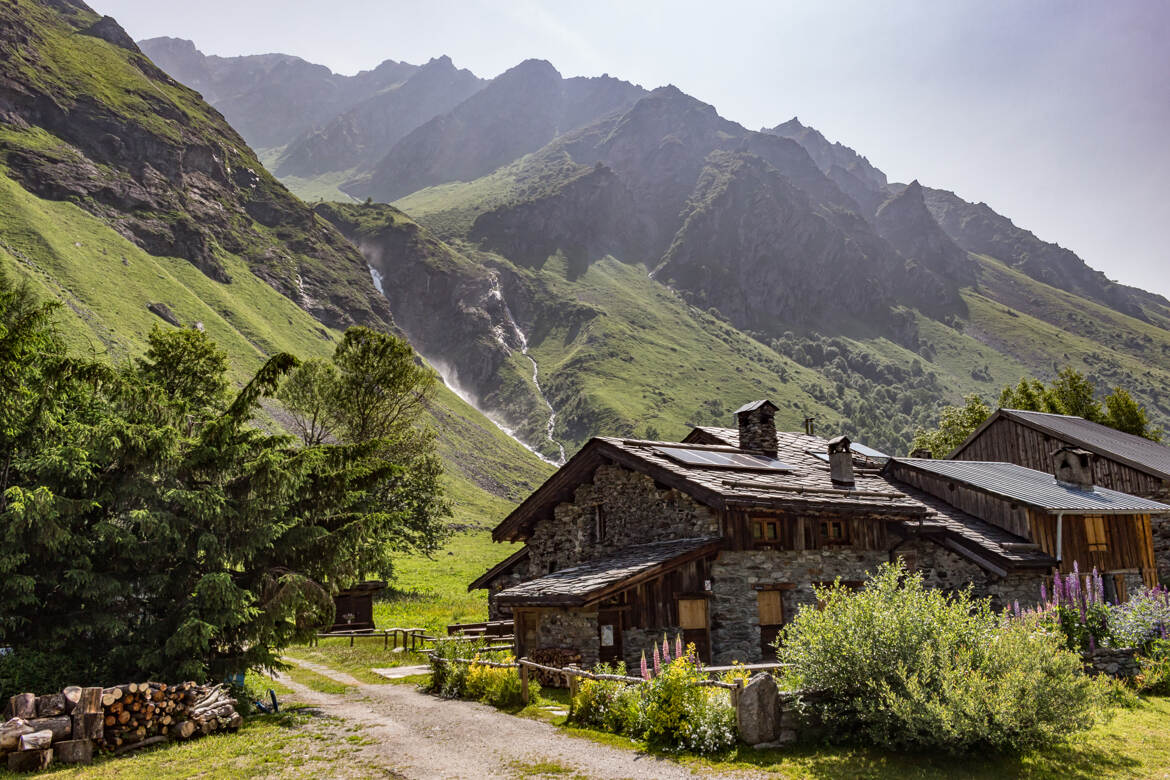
[[736, 673, 779, 746]]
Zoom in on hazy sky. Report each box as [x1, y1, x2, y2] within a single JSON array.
[[95, 0, 1170, 298]]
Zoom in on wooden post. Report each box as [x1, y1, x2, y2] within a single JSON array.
[[519, 659, 530, 705], [566, 665, 579, 718], [384, 631, 389, 650]]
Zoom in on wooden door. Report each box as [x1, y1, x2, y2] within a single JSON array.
[[597, 609, 623, 664], [757, 590, 784, 661], [678, 598, 710, 662], [515, 610, 540, 658]]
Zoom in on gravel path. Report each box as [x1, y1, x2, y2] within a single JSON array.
[[280, 658, 754, 779]]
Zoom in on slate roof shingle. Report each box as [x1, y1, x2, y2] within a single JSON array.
[[494, 537, 720, 606]]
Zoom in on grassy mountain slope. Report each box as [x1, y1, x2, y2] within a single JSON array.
[[0, 165, 550, 522]]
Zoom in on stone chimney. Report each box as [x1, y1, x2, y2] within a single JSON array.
[[735, 400, 778, 457], [909, 448, 933, 459], [1052, 446, 1096, 491], [828, 436, 854, 485]]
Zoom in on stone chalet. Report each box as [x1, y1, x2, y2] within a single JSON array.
[[950, 407, 1170, 580], [470, 401, 1169, 667]]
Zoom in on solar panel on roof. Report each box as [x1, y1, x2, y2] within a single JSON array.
[[654, 446, 794, 471], [852, 442, 889, 459]]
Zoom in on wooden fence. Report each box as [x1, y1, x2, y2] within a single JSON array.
[[313, 627, 514, 653], [429, 653, 788, 707]]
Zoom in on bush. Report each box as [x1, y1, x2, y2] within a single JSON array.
[[426, 638, 536, 708], [639, 655, 737, 754], [571, 664, 644, 735], [1109, 587, 1170, 651], [776, 561, 1105, 754], [1135, 639, 1170, 695], [570, 650, 736, 755]]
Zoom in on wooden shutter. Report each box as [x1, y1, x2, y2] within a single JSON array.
[[757, 590, 783, 626], [678, 598, 708, 629]]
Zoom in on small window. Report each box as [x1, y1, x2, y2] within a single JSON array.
[[1086, 516, 1108, 552], [595, 505, 608, 542], [820, 519, 849, 545], [751, 517, 780, 545]]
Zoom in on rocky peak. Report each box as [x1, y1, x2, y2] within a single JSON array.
[[874, 180, 974, 296], [82, 15, 140, 52]]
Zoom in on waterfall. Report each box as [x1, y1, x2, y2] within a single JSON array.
[[487, 276, 567, 465]]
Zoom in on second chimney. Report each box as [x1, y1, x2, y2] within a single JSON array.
[[736, 400, 778, 457], [1052, 446, 1096, 491], [828, 435, 855, 486]]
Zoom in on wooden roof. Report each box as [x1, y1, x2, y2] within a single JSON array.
[[952, 408, 1170, 480], [494, 538, 720, 607]]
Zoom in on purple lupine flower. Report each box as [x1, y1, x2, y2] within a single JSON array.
[[676, 633, 684, 660], [1078, 590, 1087, 623], [1093, 568, 1104, 604], [652, 644, 662, 676], [663, 636, 671, 664], [1073, 560, 1081, 577], [1089, 633, 1097, 653], [641, 651, 650, 681], [1052, 575, 1063, 605], [1040, 582, 1048, 605]]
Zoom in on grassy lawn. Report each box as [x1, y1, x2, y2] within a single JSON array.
[[0, 706, 377, 779], [677, 694, 1170, 779]]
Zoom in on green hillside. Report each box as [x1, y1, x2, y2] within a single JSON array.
[[0, 165, 550, 530]]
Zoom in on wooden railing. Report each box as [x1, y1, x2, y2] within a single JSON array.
[[428, 653, 789, 707]]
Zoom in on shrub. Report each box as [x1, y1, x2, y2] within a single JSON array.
[[570, 650, 736, 755], [571, 663, 643, 735], [776, 561, 1105, 754], [639, 655, 736, 754], [1135, 639, 1170, 695], [426, 638, 535, 707], [1109, 588, 1170, 651]]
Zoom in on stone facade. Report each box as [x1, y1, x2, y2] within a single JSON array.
[[896, 537, 1045, 610], [622, 626, 682, 670], [709, 547, 889, 665], [525, 464, 719, 576], [532, 608, 600, 668], [1153, 516, 1170, 584], [1083, 647, 1141, 679], [485, 560, 529, 620]]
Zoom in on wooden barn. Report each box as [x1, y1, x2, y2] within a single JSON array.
[[951, 408, 1170, 580], [470, 400, 1167, 667]]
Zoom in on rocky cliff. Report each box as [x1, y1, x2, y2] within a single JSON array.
[[2, 1, 391, 329]]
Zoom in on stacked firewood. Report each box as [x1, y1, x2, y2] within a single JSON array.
[[529, 648, 583, 687], [99, 681, 241, 752], [2, 681, 241, 771]]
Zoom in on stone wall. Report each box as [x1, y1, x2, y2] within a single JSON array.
[[709, 547, 889, 664], [1153, 517, 1170, 584], [1083, 647, 1140, 679], [623, 626, 682, 670], [896, 537, 1045, 610], [532, 608, 600, 668], [734, 673, 831, 747], [486, 560, 529, 620], [525, 464, 719, 575]]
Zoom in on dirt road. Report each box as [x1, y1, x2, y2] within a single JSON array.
[[279, 658, 750, 779]]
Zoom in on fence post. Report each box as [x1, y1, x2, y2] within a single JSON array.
[[519, 659, 530, 705], [567, 665, 579, 717], [733, 677, 744, 710]]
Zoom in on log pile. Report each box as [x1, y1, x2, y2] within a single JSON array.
[[1, 681, 241, 771]]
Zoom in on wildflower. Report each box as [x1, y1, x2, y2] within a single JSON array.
[[676, 633, 684, 660], [1040, 581, 1048, 605], [653, 644, 662, 676], [663, 635, 671, 663], [641, 651, 650, 681], [1013, 600, 1021, 617]]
